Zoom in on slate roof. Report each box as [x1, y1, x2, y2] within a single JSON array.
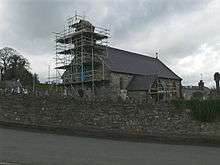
[[127, 75, 157, 91], [182, 86, 210, 94], [182, 86, 211, 99], [105, 47, 182, 80]]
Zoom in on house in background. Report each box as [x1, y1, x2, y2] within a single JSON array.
[[55, 16, 182, 101], [182, 80, 210, 100]]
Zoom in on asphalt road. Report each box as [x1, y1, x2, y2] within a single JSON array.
[[0, 127, 220, 165]]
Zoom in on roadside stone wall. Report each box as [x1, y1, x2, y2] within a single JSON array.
[[127, 91, 147, 101], [0, 94, 219, 137]]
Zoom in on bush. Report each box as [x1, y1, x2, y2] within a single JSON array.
[[171, 100, 220, 122]]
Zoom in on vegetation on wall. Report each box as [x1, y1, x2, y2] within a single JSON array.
[[191, 91, 204, 100], [35, 83, 64, 91]]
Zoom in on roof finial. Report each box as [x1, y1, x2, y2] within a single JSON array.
[[155, 51, 159, 59]]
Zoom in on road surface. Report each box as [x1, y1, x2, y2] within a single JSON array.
[[0, 127, 220, 165]]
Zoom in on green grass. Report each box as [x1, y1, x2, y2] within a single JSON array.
[[171, 100, 220, 122]]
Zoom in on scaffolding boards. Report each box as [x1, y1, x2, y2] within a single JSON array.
[[149, 79, 179, 101], [54, 15, 110, 93]]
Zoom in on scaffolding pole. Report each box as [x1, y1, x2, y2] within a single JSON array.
[[54, 14, 110, 93]]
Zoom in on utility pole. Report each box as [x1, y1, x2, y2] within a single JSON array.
[[48, 65, 51, 84], [0, 66, 3, 82]]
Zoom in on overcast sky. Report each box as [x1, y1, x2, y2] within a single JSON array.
[[0, 0, 220, 87]]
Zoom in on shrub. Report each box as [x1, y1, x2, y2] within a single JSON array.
[[171, 100, 220, 122]]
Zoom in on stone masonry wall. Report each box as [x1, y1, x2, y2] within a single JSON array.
[[0, 94, 219, 138], [63, 71, 182, 101]]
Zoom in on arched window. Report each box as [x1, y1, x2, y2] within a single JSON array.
[[150, 80, 164, 101]]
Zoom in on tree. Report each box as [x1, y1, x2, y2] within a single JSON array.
[[33, 73, 40, 84], [0, 47, 18, 80], [214, 72, 220, 93], [0, 47, 39, 88]]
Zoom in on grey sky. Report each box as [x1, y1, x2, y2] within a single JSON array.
[[0, 0, 219, 87]]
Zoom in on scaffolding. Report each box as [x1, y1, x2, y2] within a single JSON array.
[[54, 15, 110, 93], [149, 79, 178, 101]]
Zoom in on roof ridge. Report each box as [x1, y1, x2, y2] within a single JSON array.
[[108, 46, 155, 59]]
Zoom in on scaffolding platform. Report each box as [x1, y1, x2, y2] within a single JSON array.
[[54, 15, 110, 93]]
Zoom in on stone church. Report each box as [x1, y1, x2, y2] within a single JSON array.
[[55, 17, 182, 101]]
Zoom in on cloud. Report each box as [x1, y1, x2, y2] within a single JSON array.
[[0, 0, 219, 86], [26, 54, 54, 82], [174, 43, 220, 87], [0, 2, 6, 31]]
